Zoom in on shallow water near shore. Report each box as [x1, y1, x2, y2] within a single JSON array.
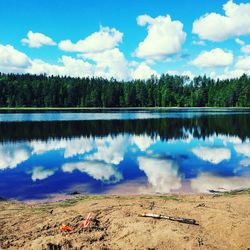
[[0, 108, 250, 200]]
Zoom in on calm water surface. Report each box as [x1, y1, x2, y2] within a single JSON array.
[[0, 109, 250, 200]]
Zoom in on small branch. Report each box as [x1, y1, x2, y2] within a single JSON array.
[[139, 213, 198, 225]]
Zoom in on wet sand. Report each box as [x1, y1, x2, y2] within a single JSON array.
[[0, 193, 249, 250]]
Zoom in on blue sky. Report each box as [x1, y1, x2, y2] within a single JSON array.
[[0, 0, 250, 80]]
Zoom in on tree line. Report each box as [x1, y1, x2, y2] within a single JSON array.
[[0, 72, 249, 107]]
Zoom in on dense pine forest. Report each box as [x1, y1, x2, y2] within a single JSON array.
[[0, 72, 249, 107]]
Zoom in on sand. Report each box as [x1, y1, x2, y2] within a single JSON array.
[[0, 193, 249, 250]]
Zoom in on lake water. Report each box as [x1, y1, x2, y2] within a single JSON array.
[[0, 109, 250, 201]]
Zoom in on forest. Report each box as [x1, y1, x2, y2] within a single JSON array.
[[0, 72, 249, 107]]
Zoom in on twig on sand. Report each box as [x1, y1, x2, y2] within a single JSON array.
[[139, 213, 198, 225]]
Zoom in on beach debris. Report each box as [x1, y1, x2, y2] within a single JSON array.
[[69, 191, 81, 195], [208, 189, 223, 194], [196, 203, 206, 208], [59, 224, 74, 232], [46, 243, 62, 250], [80, 212, 92, 228], [59, 213, 93, 232], [139, 213, 198, 225], [148, 201, 155, 210]]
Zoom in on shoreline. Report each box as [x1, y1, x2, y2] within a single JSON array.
[[0, 106, 250, 111], [3, 188, 250, 204], [1, 192, 249, 249]]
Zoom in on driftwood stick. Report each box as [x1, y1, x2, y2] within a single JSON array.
[[139, 213, 198, 225]]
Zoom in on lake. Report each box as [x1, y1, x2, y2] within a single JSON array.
[[0, 109, 250, 201]]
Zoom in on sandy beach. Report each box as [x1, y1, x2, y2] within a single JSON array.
[[0, 192, 249, 250]]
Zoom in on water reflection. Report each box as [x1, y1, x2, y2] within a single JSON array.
[[138, 156, 181, 193], [191, 174, 250, 193], [0, 112, 250, 200], [192, 146, 231, 164]]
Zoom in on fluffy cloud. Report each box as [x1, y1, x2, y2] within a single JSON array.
[[192, 40, 205, 46], [30, 49, 159, 81], [59, 26, 123, 53], [235, 38, 245, 46], [138, 156, 181, 193], [31, 166, 55, 181], [29, 56, 94, 78], [21, 31, 56, 48], [191, 48, 233, 68], [192, 146, 231, 164], [191, 173, 250, 193], [0, 143, 31, 170], [235, 56, 250, 70], [0, 44, 31, 73], [132, 62, 158, 80], [134, 15, 186, 61], [212, 69, 249, 80], [235, 38, 250, 54], [0, 42, 159, 80], [193, 0, 250, 41], [241, 45, 250, 54], [62, 161, 123, 183], [79, 48, 130, 80]]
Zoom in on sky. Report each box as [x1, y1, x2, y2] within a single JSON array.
[[0, 0, 250, 80]]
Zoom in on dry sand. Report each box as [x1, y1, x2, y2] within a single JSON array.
[[0, 193, 249, 250]]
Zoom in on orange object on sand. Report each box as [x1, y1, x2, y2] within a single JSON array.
[[60, 224, 74, 232], [80, 212, 92, 228]]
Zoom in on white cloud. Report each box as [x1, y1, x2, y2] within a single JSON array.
[[31, 166, 55, 181], [62, 161, 122, 183], [138, 156, 181, 193], [192, 40, 205, 46], [31, 48, 158, 81], [234, 142, 250, 157], [212, 68, 249, 80], [241, 45, 250, 54], [191, 173, 250, 193], [28, 59, 63, 76], [28, 56, 94, 77], [167, 70, 195, 80], [59, 26, 123, 53], [0, 143, 31, 170], [21, 31, 56, 48], [235, 38, 245, 46], [193, 0, 250, 41], [0, 42, 152, 80], [134, 15, 186, 61], [191, 48, 233, 68], [192, 146, 231, 164], [0, 44, 31, 73], [235, 56, 250, 70], [132, 62, 159, 80], [235, 38, 250, 54], [79, 48, 130, 80]]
